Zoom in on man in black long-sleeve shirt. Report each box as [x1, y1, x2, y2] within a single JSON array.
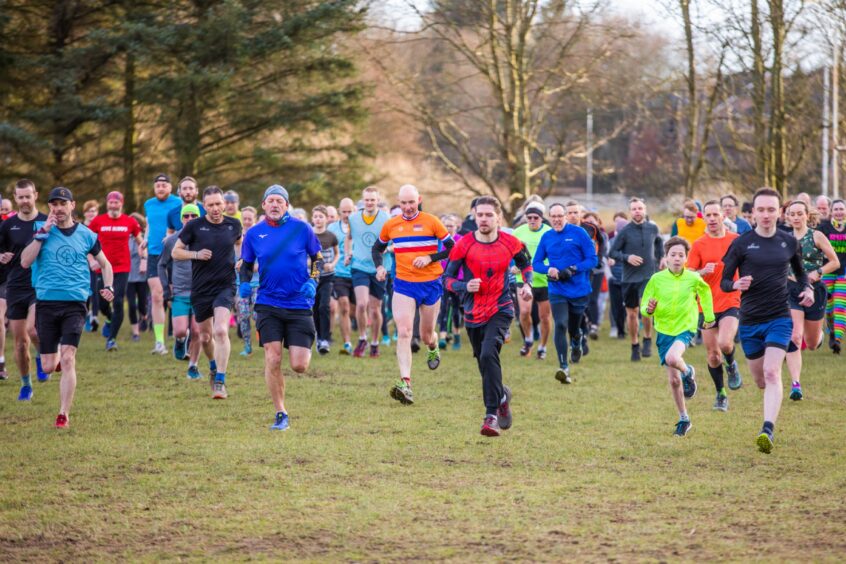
[[721, 188, 813, 454]]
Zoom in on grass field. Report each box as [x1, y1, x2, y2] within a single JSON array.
[[1, 322, 845, 561]]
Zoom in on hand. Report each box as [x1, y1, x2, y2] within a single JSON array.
[[239, 281, 253, 299], [323, 262, 335, 274], [659, 258, 667, 270], [700, 262, 716, 275], [301, 278, 317, 300], [799, 287, 814, 308], [99, 287, 114, 303], [702, 320, 716, 330], [196, 249, 213, 260], [510, 265, 520, 276], [733, 275, 753, 291], [607, 258, 616, 267], [646, 298, 658, 315], [42, 213, 57, 232], [413, 255, 432, 269], [808, 270, 821, 284], [140, 240, 147, 251], [375, 266, 387, 282], [627, 255, 644, 266], [519, 284, 532, 301], [547, 267, 559, 280], [557, 267, 576, 282], [466, 278, 482, 293], [344, 255, 351, 266], [0, 252, 13, 264], [162, 286, 172, 302]]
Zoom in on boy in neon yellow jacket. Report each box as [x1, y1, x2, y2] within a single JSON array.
[[641, 236, 715, 437]]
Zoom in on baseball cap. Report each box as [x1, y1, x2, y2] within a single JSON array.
[[47, 187, 73, 202], [223, 190, 239, 203], [263, 184, 289, 202], [153, 173, 171, 184], [106, 191, 123, 202], [181, 203, 201, 218]]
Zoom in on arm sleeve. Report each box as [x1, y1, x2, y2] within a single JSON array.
[[532, 237, 549, 275], [371, 239, 388, 267], [654, 227, 665, 260], [670, 221, 678, 237], [574, 230, 598, 273], [790, 238, 808, 286], [307, 229, 324, 280], [444, 242, 467, 293], [131, 217, 141, 237], [597, 231, 607, 261], [609, 228, 627, 262], [89, 240, 102, 257], [696, 274, 716, 323], [429, 235, 454, 262], [513, 242, 533, 286], [720, 240, 741, 293]]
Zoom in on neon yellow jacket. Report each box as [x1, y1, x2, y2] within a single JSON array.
[[640, 268, 714, 336]]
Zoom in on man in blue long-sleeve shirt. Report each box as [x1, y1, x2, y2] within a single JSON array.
[[533, 203, 597, 384]]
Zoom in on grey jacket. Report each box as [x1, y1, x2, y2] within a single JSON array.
[[158, 231, 192, 297], [608, 220, 664, 283]]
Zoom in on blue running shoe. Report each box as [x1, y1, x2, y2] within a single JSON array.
[[187, 365, 201, 380], [84, 317, 92, 333], [35, 357, 49, 382], [18, 384, 33, 401], [106, 339, 118, 352], [270, 411, 290, 431], [102, 321, 111, 338]]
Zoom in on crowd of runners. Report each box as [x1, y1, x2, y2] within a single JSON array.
[[3, 175, 845, 453]]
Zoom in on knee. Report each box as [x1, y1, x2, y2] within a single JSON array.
[[265, 348, 282, 367], [718, 339, 734, 354], [291, 360, 308, 374], [763, 367, 781, 384], [668, 372, 681, 387], [212, 325, 228, 341], [665, 353, 680, 367], [397, 325, 413, 339], [60, 349, 76, 367], [707, 351, 721, 367]]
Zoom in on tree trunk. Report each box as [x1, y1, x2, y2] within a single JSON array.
[[750, 0, 769, 186], [122, 51, 137, 212], [681, 0, 698, 199], [768, 0, 787, 196]]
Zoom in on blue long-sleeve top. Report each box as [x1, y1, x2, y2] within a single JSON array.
[[532, 224, 597, 300]]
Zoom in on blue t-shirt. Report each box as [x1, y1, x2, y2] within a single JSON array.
[[532, 224, 598, 300], [241, 217, 322, 310], [348, 210, 389, 274], [328, 220, 351, 279], [167, 201, 206, 232], [144, 195, 182, 255], [735, 217, 752, 234], [31, 223, 100, 302]]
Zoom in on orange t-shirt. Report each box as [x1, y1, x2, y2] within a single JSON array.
[[378, 212, 450, 282], [687, 231, 740, 313]]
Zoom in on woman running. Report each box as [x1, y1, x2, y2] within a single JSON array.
[[818, 199, 846, 354]]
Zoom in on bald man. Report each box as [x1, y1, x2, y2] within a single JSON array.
[[372, 184, 454, 404], [329, 198, 356, 354]]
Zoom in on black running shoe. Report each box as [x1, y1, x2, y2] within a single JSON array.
[[555, 366, 571, 384], [497, 386, 512, 430], [674, 419, 692, 436], [641, 337, 652, 358], [631, 344, 641, 362], [519, 340, 533, 357], [581, 335, 589, 357], [570, 340, 582, 364]]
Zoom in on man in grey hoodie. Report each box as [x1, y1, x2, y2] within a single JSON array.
[[609, 197, 665, 361]]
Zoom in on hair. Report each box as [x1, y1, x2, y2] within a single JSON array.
[[628, 197, 645, 206], [683, 201, 699, 214], [203, 185, 223, 199], [720, 193, 739, 206], [474, 195, 502, 214], [816, 195, 832, 207], [613, 211, 628, 220], [752, 187, 781, 206], [83, 199, 99, 213], [14, 178, 35, 191], [582, 211, 602, 226], [565, 200, 580, 208], [548, 202, 566, 214], [131, 212, 146, 231], [241, 206, 257, 216], [741, 202, 753, 214], [178, 176, 197, 188], [312, 205, 328, 217], [833, 199, 846, 208], [702, 199, 721, 212], [362, 185, 380, 196], [664, 236, 690, 255], [224, 189, 239, 200]]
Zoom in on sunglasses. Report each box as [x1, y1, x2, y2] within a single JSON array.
[[182, 214, 199, 219]]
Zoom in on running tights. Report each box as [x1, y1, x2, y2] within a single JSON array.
[[466, 311, 511, 415], [825, 274, 846, 342], [551, 300, 585, 368]]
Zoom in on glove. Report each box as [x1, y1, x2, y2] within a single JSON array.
[[558, 267, 577, 281], [239, 281, 253, 299], [301, 278, 317, 300]]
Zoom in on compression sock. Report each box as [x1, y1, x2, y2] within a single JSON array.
[[209, 359, 217, 373], [153, 323, 165, 344], [708, 365, 725, 393], [21, 375, 31, 387], [724, 347, 736, 367], [215, 372, 225, 384]]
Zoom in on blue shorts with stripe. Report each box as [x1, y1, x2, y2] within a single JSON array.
[[394, 278, 443, 307]]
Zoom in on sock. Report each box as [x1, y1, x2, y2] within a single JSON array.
[[36, 356, 43, 372], [210, 359, 217, 372], [371, 340, 379, 346], [707, 365, 725, 392], [632, 343, 640, 349], [215, 372, 225, 384], [486, 413, 498, 421], [153, 323, 165, 344], [21, 375, 31, 387], [724, 347, 735, 366], [792, 380, 801, 388], [402, 376, 411, 384], [454, 334, 461, 344], [176, 337, 185, 345], [538, 345, 546, 352], [763, 420, 775, 434], [276, 410, 287, 417], [524, 338, 533, 346], [188, 361, 197, 368], [684, 365, 693, 378], [0, 355, 5, 363], [680, 412, 690, 422]]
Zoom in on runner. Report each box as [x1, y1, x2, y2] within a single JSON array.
[[438, 214, 464, 350], [88, 191, 144, 351], [671, 200, 706, 244], [166, 176, 206, 231], [818, 199, 846, 354], [159, 204, 213, 379], [172, 186, 242, 400], [0, 179, 49, 400], [641, 236, 715, 436], [721, 194, 753, 234], [329, 198, 355, 354], [20, 187, 115, 428], [240, 185, 323, 431], [513, 202, 552, 359], [344, 186, 389, 358], [312, 205, 340, 354], [127, 213, 149, 341], [223, 190, 241, 223], [372, 184, 453, 405], [565, 200, 605, 350], [236, 206, 260, 356], [784, 200, 839, 399], [444, 196, 531, 436], [532, 203, 597, 384], [609, 197, 664, 361], [687, 200, 742, 411], [815, 195, 831, 224], [720, 187, 813, 453], [144, 173, 182, 354]]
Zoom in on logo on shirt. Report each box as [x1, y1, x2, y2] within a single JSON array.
[[413, 224, 423, 232], [747, 243, 760, 250], [259, 234, 268, 239], [56, 245, 78, 266], [10, 226, 20, 230], [781, 242, 786, 248], [362, 232, 377, 246], [200, 227, 209, 231]]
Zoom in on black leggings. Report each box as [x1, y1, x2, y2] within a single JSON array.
[[313, 275, 334, 342], [551, 299, 587, 368], [126, 281, 148, 325], [438, 290, 463, 333], [103, 273, 129, 340], [608, 280, 626, 336], [467, 311, 511, 416], [587, 271, 604, 326]]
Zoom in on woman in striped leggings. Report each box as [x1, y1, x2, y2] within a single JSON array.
[[819, 199, 846, 354]]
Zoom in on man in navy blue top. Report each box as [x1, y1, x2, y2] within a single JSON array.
[[532, 203, 597, 384], [21, 187, 115, 430], [240, 185, 323, 431]]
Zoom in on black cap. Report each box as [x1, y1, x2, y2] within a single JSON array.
[[47, 187, 73, 202], [153, 173, 171, 184]]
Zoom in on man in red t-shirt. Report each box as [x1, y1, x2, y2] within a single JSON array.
[[89, 191, 145, 350]]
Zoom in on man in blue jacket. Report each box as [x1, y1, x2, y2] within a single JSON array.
[[532, 203, 597, 384]]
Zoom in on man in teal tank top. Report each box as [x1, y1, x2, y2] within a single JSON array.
[[513, 203, 552, 359], [21, 187, 115, 430]]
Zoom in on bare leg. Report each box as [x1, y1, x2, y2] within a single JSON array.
[[58, 345, 78, 415], [538, 300, 552, 348]]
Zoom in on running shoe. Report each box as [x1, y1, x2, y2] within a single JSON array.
[[726, 360, 742, 390], [270, 411, 290, 431], [452, 337, 461, 351], [382, 335, 391, 347], [131, 334, 141, 343], [369, 344, 380, 358], [833, 339, 842, 355], [427, 347, 441, 370], [139, 318, 148, 332], [581, 335, 590, 357], [631, 344, 641, 362], [713, 393, 728, 412], [438, 339, 447, 350], [240, 343, 253, 357], [17, 384, 33, 401], [353, 339, 367, 358], [390, 380, 414, 405], [36, 357, 49, 382], [589, 324, 599, 340], [480, 415, 501, 437], [341, 342, 352, 355], [0, 361, 7, 380], [555, 366, 571, 384], [682, 366, 697, 399], [757, 430, 774, 454], [789, 383, 803, 401], [411, 338, 421, 353], [570, 340, 582, 364], [317, 340, 330, 355], [55, 413, 69, 429], [641, 337, 653, 358], [212, 381, 228, 400], [173, 338, 187, 360], [609, 326, 618, 338], [519, 340, 533, 357], [106, 339, 118, 352], [187, 365, 201, 380], [151, 342, 168, 355], [673, 419, 692, 436], [102, 321, 111, 338], [497, 386, 512, 430], [90, 318, 99, 332], [536, 347, 546, 360]]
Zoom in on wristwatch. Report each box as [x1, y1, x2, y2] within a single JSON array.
[[104, 285, 114, 293]]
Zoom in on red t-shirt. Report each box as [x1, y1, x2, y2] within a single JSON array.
[[88, 213, 141, 273]]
